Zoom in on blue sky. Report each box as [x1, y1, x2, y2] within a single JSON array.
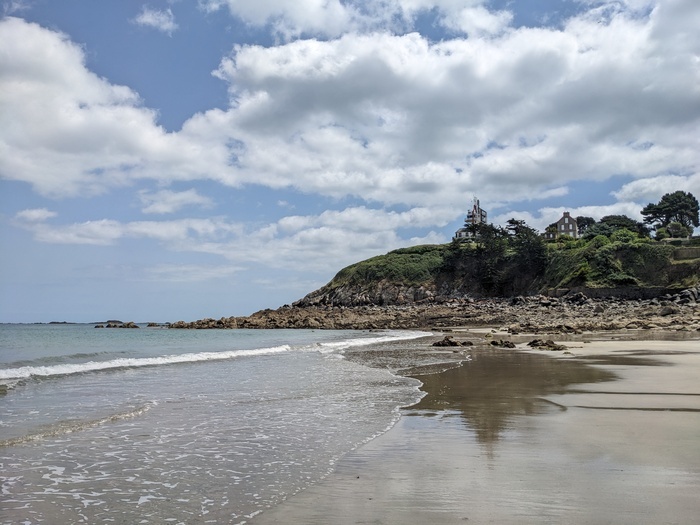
[[1, 0, 699, 322]]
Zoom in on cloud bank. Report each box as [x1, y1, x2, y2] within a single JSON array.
[[3, 2, 697, 204], [1, 0, 699, 298]]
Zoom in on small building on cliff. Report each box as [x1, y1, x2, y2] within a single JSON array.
[[454, 198, 488, 240], [544, 211, 579, 240]]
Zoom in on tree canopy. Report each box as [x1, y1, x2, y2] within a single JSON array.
[[641, 191, 699, 231], [599, 215, 638, 230], [600, 215, 650, 237], [575, 216, 596, 235], [582, 215, 649, 239]]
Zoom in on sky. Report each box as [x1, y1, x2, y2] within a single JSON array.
[[1, 0, 699, 322]]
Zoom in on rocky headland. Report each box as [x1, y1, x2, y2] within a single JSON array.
[[170, 235, 700, 333], [170, 287, 700, 333]]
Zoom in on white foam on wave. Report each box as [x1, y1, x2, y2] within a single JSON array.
[[315, 330, 432, 354], [0, 402, 155, 448], [0, 345, 291, 380]]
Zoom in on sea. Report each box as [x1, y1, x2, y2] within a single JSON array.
[[0, 323, 429, 524]]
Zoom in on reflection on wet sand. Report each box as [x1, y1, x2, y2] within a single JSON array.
[[408, 348, 616, 445], [252, 336, 700, 525], [577, 354, 671, 366]]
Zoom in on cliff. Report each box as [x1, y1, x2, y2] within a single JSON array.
[[294, 238, 700, 308], [170, 235, 700, 330]]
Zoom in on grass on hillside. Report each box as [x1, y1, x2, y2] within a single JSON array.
[[331, 245, 448, 287], [323, 229, 693, 296]]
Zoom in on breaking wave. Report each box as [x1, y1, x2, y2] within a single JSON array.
[[0, 330, 432, 383], [315, 330, 432, 353], [0, 346, 291, 381]]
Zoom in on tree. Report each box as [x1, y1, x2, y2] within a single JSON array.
[[600, 215, 650, 237], [600, 215, 637, 230], [654, 227, 669, 241], [473, 224, 508, 293], [575, 216, 596, 235], [641, 191, 699, 231], [667, 221, 692, 238], [582, 222, 615, 240], [505, 218, 528, 236], [510, 222, 547, 275], [583, 215, 650, 239], [610, 229, 638, 243]]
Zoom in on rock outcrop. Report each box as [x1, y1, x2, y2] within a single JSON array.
[[527, 339, 568, 351], [170, 287, 700, 332], [96, 321, 140, 328], [295, 280, 437, 307], [432, 336, 474, 347]]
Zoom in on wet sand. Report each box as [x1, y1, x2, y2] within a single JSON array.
[[252, 334, 700, 524]]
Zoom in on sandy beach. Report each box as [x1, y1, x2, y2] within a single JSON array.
[[251, 332, 700, 524]]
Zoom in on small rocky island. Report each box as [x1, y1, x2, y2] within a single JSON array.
[[95, 321, 140, 328]]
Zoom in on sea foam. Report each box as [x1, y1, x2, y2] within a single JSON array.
[[0, 345, 291, 380], [316, 330, 431, 353]]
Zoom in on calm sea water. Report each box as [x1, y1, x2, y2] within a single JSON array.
[[0, 324, 426, 524]]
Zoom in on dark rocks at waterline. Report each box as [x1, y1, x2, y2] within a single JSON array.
[[432, 336, 474, 347], [527, 339, 568, 351], [169, 287, 700, 332], [95, 322, 140, 329], [169, 317, 239, 329], [490, 339, 516, 348]]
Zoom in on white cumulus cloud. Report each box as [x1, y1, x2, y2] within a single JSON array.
[[133, 7, 178, 35], [206, 3, 699, 210], [139, 189, 214, 214], [2, 1, 700, 251], [14, 208, 57, 222], [0, 17, 245, 198], [13, 206, 449, 272]]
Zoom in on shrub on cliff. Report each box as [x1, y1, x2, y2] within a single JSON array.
[[296, 224, 688, 306], [440, 222, 547, 296], [544, 235, 674, 289], [332, 244, 447, 287]]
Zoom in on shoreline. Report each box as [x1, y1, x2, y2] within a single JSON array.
[[169, 289, 700, 331], [251, 330, 700, 524]]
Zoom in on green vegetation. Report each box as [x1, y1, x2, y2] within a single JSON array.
[[545, 234, 675, 288], [331, 244, 448, 287], [581, 215, 650, 240], [642, 191, 699, 238], [315, 193, 700, 302], [321, 222, 697, 301]]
